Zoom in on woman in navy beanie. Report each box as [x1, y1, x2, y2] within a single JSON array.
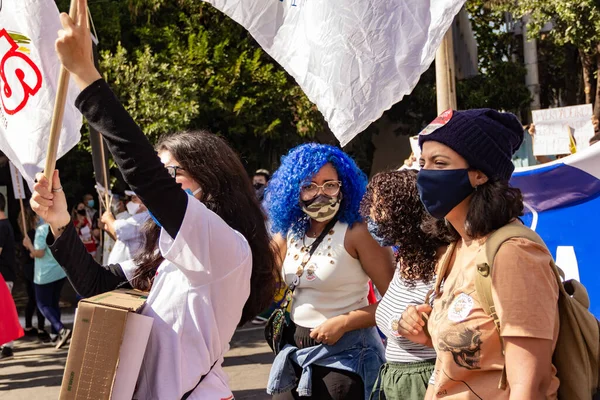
[[398, 109, 560, 399]]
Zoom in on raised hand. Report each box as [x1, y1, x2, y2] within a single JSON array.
[[30, 170, 71, 236], [55, 0, 101, 89]]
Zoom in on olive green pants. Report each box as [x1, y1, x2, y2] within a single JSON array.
[[369, 359, 436, 400]]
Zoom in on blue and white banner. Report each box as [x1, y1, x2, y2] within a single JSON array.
[[510, 144, 600, 317]]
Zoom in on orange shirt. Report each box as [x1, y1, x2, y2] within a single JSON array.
[[428, 237, 560, 399]]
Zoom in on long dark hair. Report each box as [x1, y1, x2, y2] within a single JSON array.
[[437, 178, 524, 241], [132, 131, 279, 326], [359, 170, 452, 286]]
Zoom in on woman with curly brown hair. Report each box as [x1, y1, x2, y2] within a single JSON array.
[[359, 169, 452, 399]]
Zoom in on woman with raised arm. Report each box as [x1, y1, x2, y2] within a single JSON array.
[[265, 143, 395, 400], [30, 1, 278, 398]]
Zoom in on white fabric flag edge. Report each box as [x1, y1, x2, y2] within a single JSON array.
[[205, 0, 467, 146]]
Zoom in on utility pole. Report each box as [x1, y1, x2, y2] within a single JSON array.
[[522, 15, 541, 111], [436, 28, 457, 114]]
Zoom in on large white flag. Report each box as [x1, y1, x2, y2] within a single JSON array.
[[0, 0, 82, 187], [205, 0, 466, 146]]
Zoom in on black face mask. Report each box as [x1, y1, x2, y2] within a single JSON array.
[[417, 169, 475, 219], [253, 182, 265, 190], [77, 209, 86, 216]]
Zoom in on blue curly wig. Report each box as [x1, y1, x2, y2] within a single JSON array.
[[266, 143, 367, 236]]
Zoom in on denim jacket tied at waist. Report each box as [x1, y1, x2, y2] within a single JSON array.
[[267, 326, 385, 399]]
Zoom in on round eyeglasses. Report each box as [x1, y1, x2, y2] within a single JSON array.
[[300, 181, 342, 200]]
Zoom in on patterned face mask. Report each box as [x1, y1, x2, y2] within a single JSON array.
[[301, 194, 341, 222]]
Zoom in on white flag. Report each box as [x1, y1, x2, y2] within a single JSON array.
[[205, 0, 466, 146], [0, 0, 82, 187]]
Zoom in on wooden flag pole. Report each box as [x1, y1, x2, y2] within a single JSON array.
[[43, 0, 79, 183], [99, 138, 110, 213]]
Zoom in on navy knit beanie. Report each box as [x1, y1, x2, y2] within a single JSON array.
[[418, 109, 524, 181]]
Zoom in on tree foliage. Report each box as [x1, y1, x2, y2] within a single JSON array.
[[458, 0, 532, 116], [491, 0, 600, 115], [57, 0, 324, 173]]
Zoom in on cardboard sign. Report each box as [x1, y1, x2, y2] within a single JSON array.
[[60, 290, 153, 400], [532, 105, 594, 156]]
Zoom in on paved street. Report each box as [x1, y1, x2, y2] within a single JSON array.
[[0, 322, 274, 400]]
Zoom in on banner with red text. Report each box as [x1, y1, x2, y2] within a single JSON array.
[[0, 0, 82, 186]]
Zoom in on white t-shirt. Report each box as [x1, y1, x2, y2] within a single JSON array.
[[108, 211, 149, 264], [121, 195, 252, 400]]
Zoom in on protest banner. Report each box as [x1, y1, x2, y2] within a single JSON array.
[[205, 0, 466, 146], [532, 104, 594, 156], [9, 161, 28, 233], [0, 0, 82, 187], [510, 143, 600, 317]]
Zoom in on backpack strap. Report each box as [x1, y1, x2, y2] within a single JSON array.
[[433, 242, 457, 296], [474, 221, 549, 390]]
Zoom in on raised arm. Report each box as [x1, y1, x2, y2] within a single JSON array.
[[55, 0, 187, 238]]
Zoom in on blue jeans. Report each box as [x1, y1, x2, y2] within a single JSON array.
[[35, 278, 66, 334]]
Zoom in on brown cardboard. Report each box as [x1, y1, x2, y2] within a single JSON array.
[[59, 289, 150, 400]]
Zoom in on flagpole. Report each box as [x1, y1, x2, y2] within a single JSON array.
[[99, 139, 110, 213], [43, 0, 79, 183]]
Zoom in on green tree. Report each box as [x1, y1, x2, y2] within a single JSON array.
[[492, 0, 600, 116], [457, 0, 532, 116], [106, 2, 324, 171], [57, 0, 324, 175]]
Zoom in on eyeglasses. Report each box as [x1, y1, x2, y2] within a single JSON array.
[[300, 181, 342, 200], [166, 165, 184, 178]]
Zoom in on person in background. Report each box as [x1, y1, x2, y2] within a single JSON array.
[[0, 193, 17, 359], [400, 109, 559, 399], [23, 219, 71, 349], [266, 143, 395, 400], [253, 169, 271, 202], [359, 170, 452, 399], [590, 134, 600, 146], [101, 191, 149, 264], [73, 202, 97, 258], [113, 193, 131, 220], [18, 207, 50, 342], [82, 193, 101, 249], [101, 193, 130, 264]]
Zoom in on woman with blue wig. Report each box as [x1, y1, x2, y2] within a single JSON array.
[[266, 143, 395, 400]]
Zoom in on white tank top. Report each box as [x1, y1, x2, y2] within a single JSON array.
[[283, 221, 369, 328]]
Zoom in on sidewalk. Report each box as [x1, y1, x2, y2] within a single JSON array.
[[0, 324, 273, 400]]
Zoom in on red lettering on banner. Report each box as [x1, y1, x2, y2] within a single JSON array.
[[0, 28, 42, 115]]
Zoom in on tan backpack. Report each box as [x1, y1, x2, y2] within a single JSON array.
[[474, 223, 600, 400]]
